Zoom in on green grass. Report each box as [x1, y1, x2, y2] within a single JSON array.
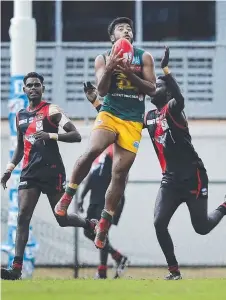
[[2, 279, 226, 300]]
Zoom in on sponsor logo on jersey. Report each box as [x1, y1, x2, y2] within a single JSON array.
[[19, 181, 27, 186], [36, 120, 43, 131], [161, 118, 169, 131], [133, 141, 140, 149], [201, 187, 208, 196], [132, 56, 140, 65], [155, 133, 167, 147], [96, 119, 103, 125], [19, 119, 27, 125]]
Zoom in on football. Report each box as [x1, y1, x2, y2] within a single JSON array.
[[113, 38, 134, 63]]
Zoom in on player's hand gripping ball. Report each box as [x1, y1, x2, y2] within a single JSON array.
[[113, 38, 134, 64]]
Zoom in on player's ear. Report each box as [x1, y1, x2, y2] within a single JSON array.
[[42, 85, 45, 93], [23, 86, 26, 93], [110, 35, 115, 43]]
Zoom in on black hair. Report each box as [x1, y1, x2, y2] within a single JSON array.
[[23, 72, 44, 85], [108, 17, 134, 37]]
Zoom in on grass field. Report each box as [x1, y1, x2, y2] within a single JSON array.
[[2, 268, 226, 300], [2, 278, 226, 300]]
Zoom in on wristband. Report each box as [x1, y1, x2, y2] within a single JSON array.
[[49, 133, 58, 140], [163, 66, 170, 75], [6, 163, 15, 172], [93, 99, 101, 108]]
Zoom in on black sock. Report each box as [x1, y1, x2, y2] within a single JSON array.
[[100, 249, 108, 266]]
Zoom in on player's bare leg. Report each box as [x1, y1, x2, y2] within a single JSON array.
[[48, 193, 97, 233], [95, 144, 136, 248], [54, 129, 116, 217], [1, 188, 40, 280]]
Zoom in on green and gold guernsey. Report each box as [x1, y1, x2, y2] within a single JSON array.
[[100, 47, 145, 123]]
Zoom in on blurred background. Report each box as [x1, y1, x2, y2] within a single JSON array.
[[1, 0, 226, 279]]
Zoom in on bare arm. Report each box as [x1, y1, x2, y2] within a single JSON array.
[[50, 111, 82, 143], [34, 105, 82, 143], [160, 47, 184, 114], [1, 120, 24, 189], [165, 73, 185, 114], [95, 55, 112, 97], [11, 124, 24, 167]]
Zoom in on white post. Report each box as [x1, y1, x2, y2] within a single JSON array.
[[55, 0, 62, 46], [135, 0, 143, 46], [214, 0, 226, 117], [5, 0, 38, 278]]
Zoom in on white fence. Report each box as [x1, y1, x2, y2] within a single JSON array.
[[1, 41, 226, 119]]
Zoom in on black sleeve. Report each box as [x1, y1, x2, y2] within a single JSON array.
[[143, 112, 148, 129], [80, 173, 93, 200], [96, 104, 102, 112], [165, 73, 185, 114]]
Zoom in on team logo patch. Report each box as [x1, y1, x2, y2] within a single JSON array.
[[36, 113, 44, 120], [133, 141, 140, 149], [25, 134, 36, 145], [36, 120, 43, 131], [161, 118, 169, 131], [201, 188, 208, 196]]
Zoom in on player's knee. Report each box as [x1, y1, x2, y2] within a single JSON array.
[[193, 225, 209, 235], [84, 228, 95, 241], [86, 147, 103, 161], [154, 217, 168, 232], [17, 211, 32, 226], [56, 216, 68, 227], [112, 168, 128, 183]]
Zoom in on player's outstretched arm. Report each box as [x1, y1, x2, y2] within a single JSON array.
[[116, 52, 156, 96], [1, 120, 24, 189], [34, 105, 82, 143], [160, 47, 184, 114], [84, 82, 102, 112]]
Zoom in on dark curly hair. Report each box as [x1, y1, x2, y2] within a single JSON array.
[[23, 72, 44, 85], [108, 17, 134, 38]]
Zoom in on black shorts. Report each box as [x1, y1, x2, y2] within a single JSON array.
[[162, 167, 208, 201], [86, 195, 125, 226], [18, 172, 66, 195]]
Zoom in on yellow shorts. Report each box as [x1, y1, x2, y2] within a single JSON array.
[[93, 111, 143, 154]]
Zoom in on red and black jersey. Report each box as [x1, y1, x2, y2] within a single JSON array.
[[17, 101, 65, 179], [144, 74, 205, 179]]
